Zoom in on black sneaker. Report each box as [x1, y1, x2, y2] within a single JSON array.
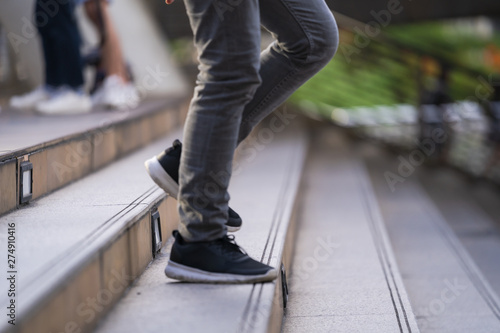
[[145, 140, 243, 232], [164, 231, 277, 283]]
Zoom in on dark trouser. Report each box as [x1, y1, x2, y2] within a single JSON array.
[[178, 0, 339, 241], [35, 0, 84, 89]]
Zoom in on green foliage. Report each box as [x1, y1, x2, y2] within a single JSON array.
[[290, 19, 499, 119]]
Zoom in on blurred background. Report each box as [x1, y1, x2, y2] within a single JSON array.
[[2, 0, 499, 181]]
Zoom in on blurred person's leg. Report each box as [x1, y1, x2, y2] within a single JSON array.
[[10, 0, 90, 112], [34, 0, 91, 114], [36, 0, 84, 89], [84, 0, 128, 82], [84, 0, 139, 109]]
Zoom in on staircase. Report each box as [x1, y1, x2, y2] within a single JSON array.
[[1, 104, 500, 333]]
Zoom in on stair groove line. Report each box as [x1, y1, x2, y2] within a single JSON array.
[[357, 161, 413, 333]]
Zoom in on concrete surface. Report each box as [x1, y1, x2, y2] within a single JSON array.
[[282, 128, 419, 333], [415, 168, 500, 297], [362, 140, 500, 332]]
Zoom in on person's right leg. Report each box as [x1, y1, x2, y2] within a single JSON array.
[[147, 0, 338, 234]]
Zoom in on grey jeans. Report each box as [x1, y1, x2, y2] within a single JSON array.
[[178, 0, 338, 242]]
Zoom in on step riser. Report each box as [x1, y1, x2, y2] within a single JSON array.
[[267, 202, 299, 333], [0, 103, 186, 217], [9, 196, 179, 333]]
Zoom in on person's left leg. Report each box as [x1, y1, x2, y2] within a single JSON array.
[[237, 0, 338, 143], [146, 0, 338, 231], [177, 0, 263, 243]]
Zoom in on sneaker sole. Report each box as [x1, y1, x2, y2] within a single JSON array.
[[145, 157, 241, 232], [164, 260, 277, 284], [145, 156, 181, 197]]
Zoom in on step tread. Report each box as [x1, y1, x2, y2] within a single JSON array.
[[94, 123, 309, 333], [414, 169, 500, 296], [363, 142, 500, 332], [0, 129, 182, 328], [283, 129, 419, 333], [0, 99, 181, 160]]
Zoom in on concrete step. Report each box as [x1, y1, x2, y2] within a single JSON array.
[[94, 119, 309, 333], [0, 129, 184, 333], [283, 128, 419, 333], [362, 140, 500, 332], [0, 97, 188, 216], [416, 168, 500, 297]]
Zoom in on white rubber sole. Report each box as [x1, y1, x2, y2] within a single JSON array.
[[144, 156, 241, 232], [145, 157, 180, 197], [164, 260, 277, 284]]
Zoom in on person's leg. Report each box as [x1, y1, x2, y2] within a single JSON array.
[[35, 0, 59, 88], [36, 0, 84, 89], [178, 0, 262, 242], [84, 0, 129, 82], [237, 0, 338, 143]]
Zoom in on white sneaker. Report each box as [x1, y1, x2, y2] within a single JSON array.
[[36, 90, 92, 115], [9, 87, 51, 110], [92, 75, 140, 110]]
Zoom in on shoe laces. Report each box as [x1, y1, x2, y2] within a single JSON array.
[[218, 234, 247, 259]]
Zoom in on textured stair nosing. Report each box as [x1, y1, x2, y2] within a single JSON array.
[[356, 161, 420, 333], [363, 142, 500, 331], [413, 182, 500, 320], [238, 133, 307, 333], [282, 129, 419, 333]]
